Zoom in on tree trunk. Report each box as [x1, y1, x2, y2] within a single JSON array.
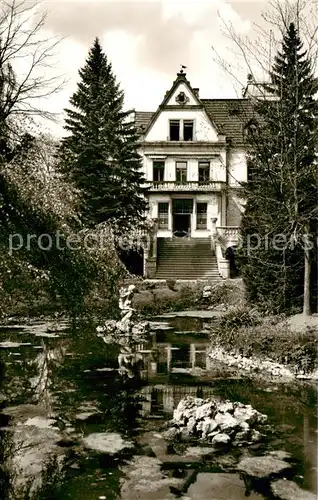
[[303, 244, 311, 316]]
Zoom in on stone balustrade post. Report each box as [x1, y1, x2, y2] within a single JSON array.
[[210, 217, 218, 252], [145, 218, 158, 278]]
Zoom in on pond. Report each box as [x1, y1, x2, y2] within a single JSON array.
[[0, 315, 317, 499]]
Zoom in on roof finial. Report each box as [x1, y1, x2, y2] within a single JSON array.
[[180, 64, 187, 74]]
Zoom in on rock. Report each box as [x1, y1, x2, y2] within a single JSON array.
[[120, 456, 183, 499], [75, 412, 98, 421], [238, 421, 250, 432], [267, 450, 292, 460], [195, 401, 214, 420], [257, 413, 268, 424], [237, 455, 292, 478], [196, 420, 205, 432], [163, 427, 180, 441], [23, 416, 56, 429], [270, 479, 316, 500], [234, 406, 259, 425], [180, 428, 191, 442], [173, 397, 203, 424], [207, 430, 220, 439], [217, 401, 234, 414], [82, 432, 134, 454], [249, 429, 262, 443], [185, 447, 214, 457], [201, 418, 218, 437], [214, 413, 240, 434], [187, 416, 196, 434], [10, 424, 64, 488], [234, 430, 250, 443], [211, 433, 231, 445]]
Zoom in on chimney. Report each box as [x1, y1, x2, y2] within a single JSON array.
[[193, 88, 199, 97]]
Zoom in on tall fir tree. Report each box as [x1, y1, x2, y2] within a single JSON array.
[[61, 38, 147, 228], [238, 23, 318, 313]]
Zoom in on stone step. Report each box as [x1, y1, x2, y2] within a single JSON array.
[[155, 237, 221, 280]]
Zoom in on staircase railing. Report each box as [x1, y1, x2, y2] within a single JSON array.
[[215, 243, 230, 279]]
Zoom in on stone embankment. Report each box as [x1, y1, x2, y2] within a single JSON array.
[[164, 396, 268, 447], [208, 347, 318, 381]]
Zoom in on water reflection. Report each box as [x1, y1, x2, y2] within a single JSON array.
[[0, 314, 317, 499], [136, 332, 211, 375]]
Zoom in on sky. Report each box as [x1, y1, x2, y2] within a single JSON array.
[[13, 1, 280, 136]]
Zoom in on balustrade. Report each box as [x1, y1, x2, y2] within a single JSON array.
[[147, 181, 224, 192]]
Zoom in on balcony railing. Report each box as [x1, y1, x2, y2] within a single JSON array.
[[147, 181, 224, 192]]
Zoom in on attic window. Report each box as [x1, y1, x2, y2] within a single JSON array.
[[176, 91, 189, 105], [170, 120, 180, 140], [183, 120, 193, 141]]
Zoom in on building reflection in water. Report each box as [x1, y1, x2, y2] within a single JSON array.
[[134, 332, 215, 417]]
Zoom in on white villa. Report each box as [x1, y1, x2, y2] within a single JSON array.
[[135, 70, 252, 279]]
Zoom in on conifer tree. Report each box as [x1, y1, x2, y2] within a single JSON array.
[[238, 22, 318, 314], [61, 38, 147, 229]]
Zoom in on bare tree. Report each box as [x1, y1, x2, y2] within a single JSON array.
[[212, 0, 318, 95], [0, 0, 64, 126], [212, 0, 318, 315]]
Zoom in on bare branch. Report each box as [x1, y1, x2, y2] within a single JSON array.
[[0, 0, 65, 125]]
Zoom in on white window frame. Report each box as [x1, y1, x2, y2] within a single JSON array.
[[168, 119, 195, 141]]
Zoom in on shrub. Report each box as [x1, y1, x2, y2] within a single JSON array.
[[166, 278, 177, 291], [210, 311, 318, 374], [219, 305, 261, 331], [196, 280, 246, 309]]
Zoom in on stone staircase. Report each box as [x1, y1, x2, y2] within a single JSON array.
[[154, 237, 222, 280]]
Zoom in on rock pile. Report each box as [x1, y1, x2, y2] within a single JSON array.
[[166, 396, 268, 447]]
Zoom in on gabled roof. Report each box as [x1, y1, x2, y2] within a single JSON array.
[[159, 70, 202, 108], [143, 71, 220, 138], [134, 72, 255, 145]]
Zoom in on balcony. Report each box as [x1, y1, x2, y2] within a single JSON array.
[[147, 181, 225, 192]]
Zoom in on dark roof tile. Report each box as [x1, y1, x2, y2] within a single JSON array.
[[135, 111, 154, 132], [201, 99, 253, 145]]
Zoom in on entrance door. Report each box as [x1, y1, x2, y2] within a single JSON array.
[[172, 199, 193, 237], [173, 214, 190, 236]]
